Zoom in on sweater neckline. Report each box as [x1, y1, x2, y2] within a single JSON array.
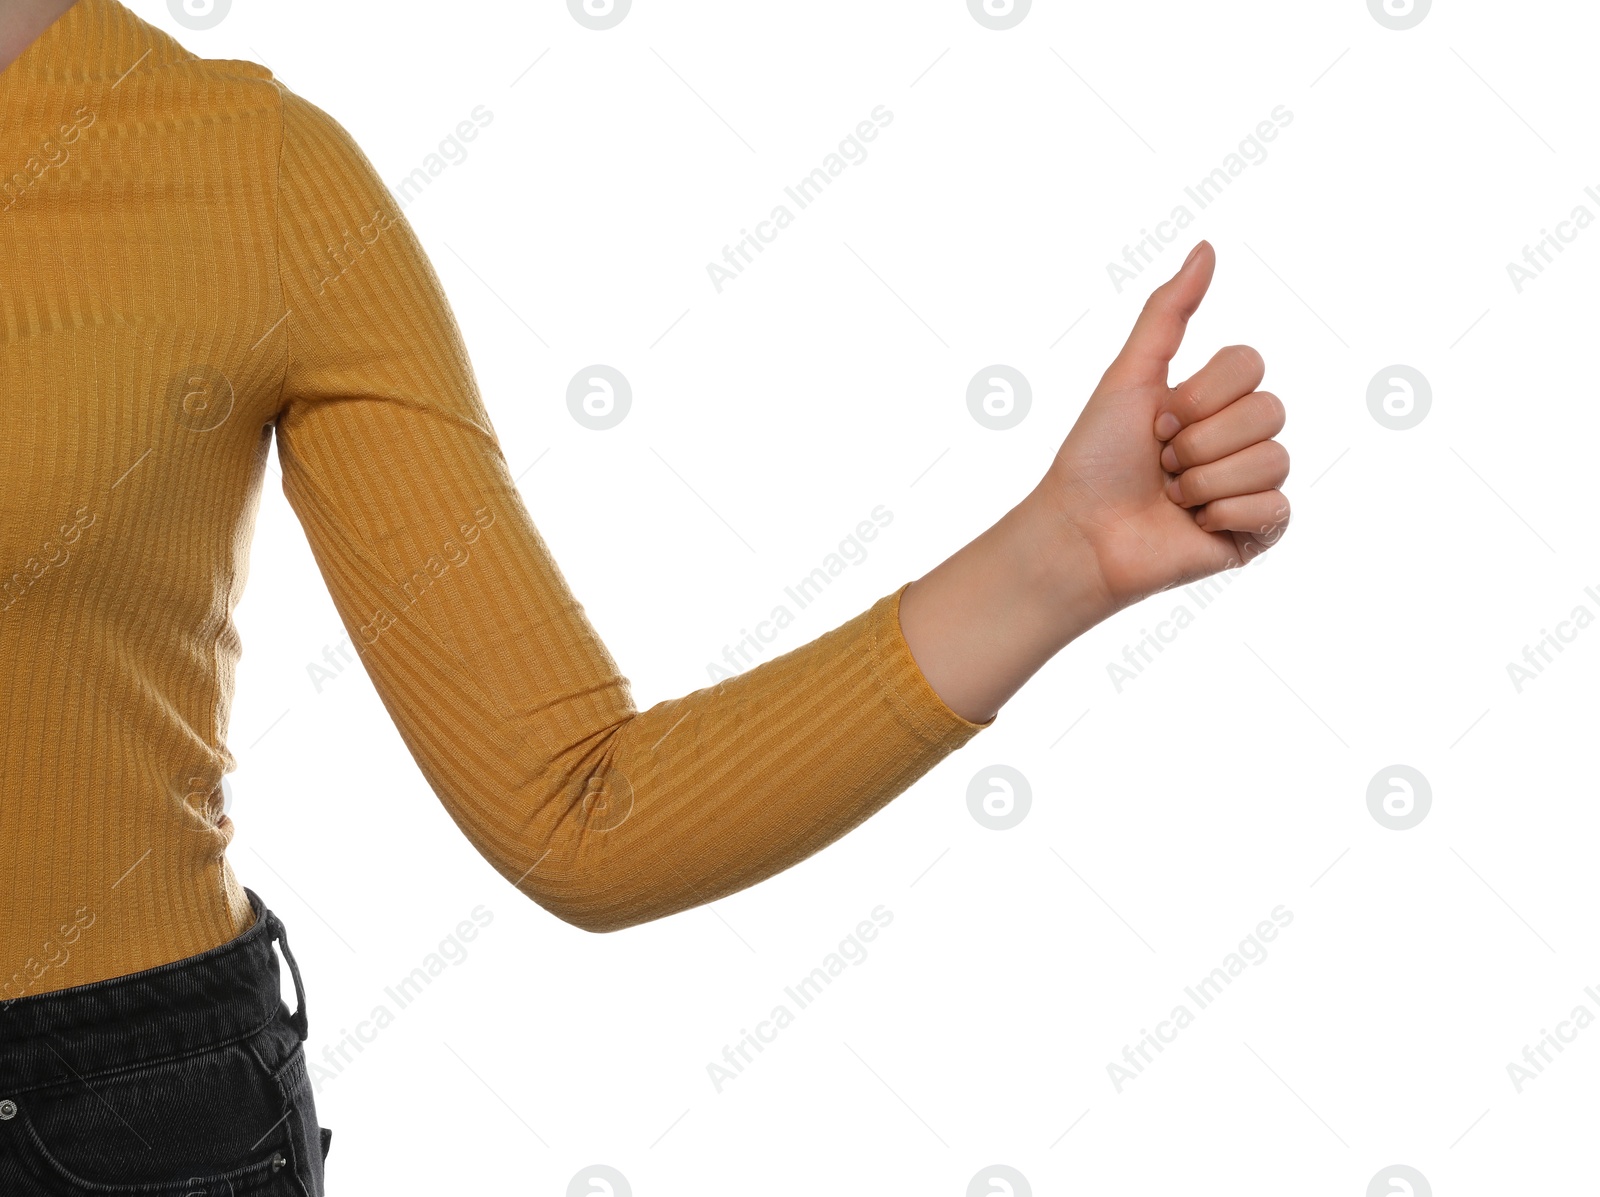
[[0, 0, 89, 85]]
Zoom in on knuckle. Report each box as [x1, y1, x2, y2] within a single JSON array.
[[1174, 387, 1207, 419]]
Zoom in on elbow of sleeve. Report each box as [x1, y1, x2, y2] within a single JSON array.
[[546, 901, 629, 935], [538, 879, 709, 936], [516, 872, 641, 936], [519, 864, 694, 935], [506, 757, 669, 934]]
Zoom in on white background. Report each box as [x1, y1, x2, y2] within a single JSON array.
[[128, 0, 1600, 1192]]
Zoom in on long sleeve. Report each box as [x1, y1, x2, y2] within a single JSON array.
[[269, 87, 994, 933]]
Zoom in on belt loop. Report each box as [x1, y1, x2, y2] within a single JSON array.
[[264, 907, 309, 1042]]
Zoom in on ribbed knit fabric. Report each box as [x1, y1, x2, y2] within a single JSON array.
[[0, 0, 993, 998]]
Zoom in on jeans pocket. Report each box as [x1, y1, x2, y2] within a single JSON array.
[[0, 1052, 305, 1196], [269, 1043, 330, 1196], [244, 1016, 330, 1197]]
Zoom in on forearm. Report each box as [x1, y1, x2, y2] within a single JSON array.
[[513, 581, 995, 933], [509, 490, 1123, 932], [897, 486, 1118, 725]]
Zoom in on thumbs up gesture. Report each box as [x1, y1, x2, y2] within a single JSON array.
[[898, 241, 1291, 724], [1041, 241, 1291, 610]]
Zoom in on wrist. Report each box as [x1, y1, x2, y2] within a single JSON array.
[[1009, 484, 1124, 642], [897, 488, 1121, 725]]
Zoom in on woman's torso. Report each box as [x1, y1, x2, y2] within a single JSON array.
[[1, 0, 287, 994]]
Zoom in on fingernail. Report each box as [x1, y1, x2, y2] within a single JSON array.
[[1181, 242, 1203, 270], [1154, 412, 1181, 439], [1166, 476, 1184, 504], [1160, 444, 1179, 472]]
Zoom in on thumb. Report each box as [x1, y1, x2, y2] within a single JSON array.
[[1101, 240, 1215, 390]]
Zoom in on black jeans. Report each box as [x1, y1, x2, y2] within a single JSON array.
[[0, 888, 332, 1195]]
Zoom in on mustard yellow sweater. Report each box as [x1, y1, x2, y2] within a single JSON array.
[[0, 0, 993, 998]]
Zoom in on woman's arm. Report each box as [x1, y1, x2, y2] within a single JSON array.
[[900, 241, 1290, 724], [269, 90, 1287, 935]]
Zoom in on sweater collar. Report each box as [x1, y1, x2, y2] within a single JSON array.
[[0, 0, 184, 93], [1, 0, 92, 85]]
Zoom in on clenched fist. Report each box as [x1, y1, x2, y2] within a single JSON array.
[[1040, 240, 1291, 611], [899, 240, 1292, 725]]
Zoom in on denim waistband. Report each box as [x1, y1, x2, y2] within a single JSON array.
[[0, 887, 308, 1095]]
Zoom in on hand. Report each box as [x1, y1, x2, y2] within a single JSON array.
[[898, 240, 1290, 724], [1036, 240, 1291, 613]]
